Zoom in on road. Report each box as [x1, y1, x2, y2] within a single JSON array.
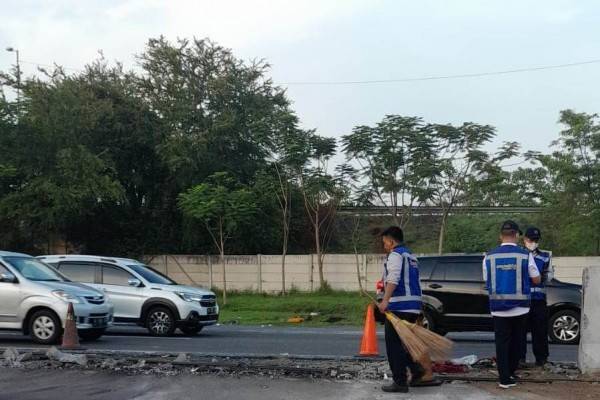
[[0, 324, 578, 362], [0, 369, 516, 400]]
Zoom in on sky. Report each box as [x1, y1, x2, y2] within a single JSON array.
[[2, 0, 600, 164]]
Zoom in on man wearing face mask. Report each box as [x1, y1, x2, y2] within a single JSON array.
[[522, 227, 553, 366]]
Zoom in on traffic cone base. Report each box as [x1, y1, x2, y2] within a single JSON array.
[[60, 302, 82, 350], [359, 304, 379, 356]]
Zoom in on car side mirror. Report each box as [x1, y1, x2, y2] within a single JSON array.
[[128, 278, 142, 287], [0, 272, 18, 283]]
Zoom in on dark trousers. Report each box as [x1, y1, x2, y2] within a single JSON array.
[[384, 311, 421, 385], [519, 300, 550, 364], [530, 299, 549, 363], [493, 314, 527, 383]]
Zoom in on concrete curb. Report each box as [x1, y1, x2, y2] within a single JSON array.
[[0, 346, 386, 362]]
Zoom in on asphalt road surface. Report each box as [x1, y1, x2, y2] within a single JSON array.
[[0, 325, 578, 362]]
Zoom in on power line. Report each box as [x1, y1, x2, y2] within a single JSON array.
[[19, 60, 84, 72], [277, 58, 600, 86], [8, 57, 600, 86]]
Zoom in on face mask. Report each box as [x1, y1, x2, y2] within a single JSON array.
[[526, 242, 539, 251]]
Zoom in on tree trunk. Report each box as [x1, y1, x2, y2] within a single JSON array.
[[281, 207, 289, 295], [437, 211, 449, 255], [281, 243, 287, 295], [219, 218, 227, 305], [315, 212, 325, 289], [354, 247, 363, 293]]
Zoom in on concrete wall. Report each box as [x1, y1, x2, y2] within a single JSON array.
[[579, 267, 600, 373], [146, 254, 599, 292]]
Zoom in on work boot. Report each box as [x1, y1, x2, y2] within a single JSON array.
[[382, 382, 409, 393]]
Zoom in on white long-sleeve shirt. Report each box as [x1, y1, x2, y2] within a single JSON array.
[[482, 243, 540, 317]]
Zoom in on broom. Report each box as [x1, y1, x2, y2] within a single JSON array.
[[383, 311, 428, 361], [364, 291, 453, 361], [400, 317, 453, 361]]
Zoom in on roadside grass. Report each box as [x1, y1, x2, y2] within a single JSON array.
[[216, 290, 371, 327]]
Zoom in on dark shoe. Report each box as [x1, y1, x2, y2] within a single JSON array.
[[411, 379, 443, 387], [499, 378, 517, 389], [382, 383, 409, 393], [535, 359, 548, 367]]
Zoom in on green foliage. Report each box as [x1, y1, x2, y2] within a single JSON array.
[[342, 115, 435, 227], [178, 172, 257, 250], [219, 291, 367, 326], [1, 35, 599, 257]]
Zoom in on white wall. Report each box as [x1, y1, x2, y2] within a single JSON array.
[[146, 254, 598, 292]]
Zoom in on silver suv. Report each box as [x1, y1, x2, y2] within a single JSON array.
[[0, 251, 114, 344], [39, 255, 219, 336]]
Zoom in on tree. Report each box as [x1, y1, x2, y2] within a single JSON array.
[[298, 134, 340, 289], [136, 36, 292, 187], [266, 125, 312, 294], [342, 115, 435, 228], [427, 123, 497, 254], [533, 110, 600, 254], [178, 172, 257, 304], [0, 63, 129, 253]]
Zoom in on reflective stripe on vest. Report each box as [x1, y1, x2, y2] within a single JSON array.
[[487, 252, 529, 301], [384, 247, 422, 311], [531, 287, 546, 293], [390, 295, 422, 302]]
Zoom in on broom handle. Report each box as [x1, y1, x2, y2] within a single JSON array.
[[362, 289, 419, 328]]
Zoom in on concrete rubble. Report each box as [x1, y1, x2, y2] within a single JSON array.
[[2, 347, 33, 367], [0, 346, 593, 384], [46, 347, 88, 366]]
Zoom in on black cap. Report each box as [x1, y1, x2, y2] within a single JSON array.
[[500, 220, 522, 235], [525, 227, 541, 241]]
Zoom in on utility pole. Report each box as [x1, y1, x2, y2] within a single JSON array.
[[5, 47, 21, 111]]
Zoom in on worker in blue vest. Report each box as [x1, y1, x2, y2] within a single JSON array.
[[483, 220, 541, 389], [377, 226, 425, 393], [522, 227, 553, 366]]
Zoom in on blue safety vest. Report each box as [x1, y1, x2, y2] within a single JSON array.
[[383, 246, 422, 312], [485, 245, 531, 312], [530, 250, 551, 301]]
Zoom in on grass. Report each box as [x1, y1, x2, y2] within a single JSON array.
[[217, 290, 371, 327]]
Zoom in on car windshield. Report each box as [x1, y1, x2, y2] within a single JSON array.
[[127, 264, 177, 285], [4, 257, 66, 282]]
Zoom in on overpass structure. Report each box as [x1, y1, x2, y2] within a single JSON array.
[[338, 206, 544, 216]]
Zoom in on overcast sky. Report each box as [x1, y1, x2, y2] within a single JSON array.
[[2, 0, 600, 161]]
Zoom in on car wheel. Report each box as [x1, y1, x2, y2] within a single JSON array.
[[421, 309, 446, 336], [29, 309, 62, 344], [146, 307, 176, 337], [549, 309, 580, 344], [78, 328, 106, 342], [180, 325, 203, 336]]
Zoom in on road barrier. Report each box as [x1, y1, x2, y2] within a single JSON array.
[[579, 266, 600, 373]]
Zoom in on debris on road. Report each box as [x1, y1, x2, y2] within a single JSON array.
[[0, 346, 590, 386], [46, 347, 88, 366], [174, 353, 189, 363], [450, 354, 478, 366]]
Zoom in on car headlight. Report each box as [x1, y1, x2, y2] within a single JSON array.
[[176, 292, 203, 302], [52, 290, 82, 304]]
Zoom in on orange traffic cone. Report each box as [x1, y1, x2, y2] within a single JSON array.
[[60, 302, 82, 350], [359, 303, 379, 356]]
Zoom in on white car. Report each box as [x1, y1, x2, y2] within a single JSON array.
[[38, 255, 219, 336], [0, 251, 113, 344]]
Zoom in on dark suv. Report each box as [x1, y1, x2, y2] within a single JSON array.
[[391, 255, 581, 345]]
